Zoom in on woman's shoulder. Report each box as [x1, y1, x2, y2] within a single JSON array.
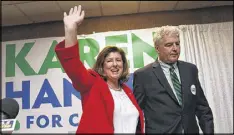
[[87, 69, 99, 77]]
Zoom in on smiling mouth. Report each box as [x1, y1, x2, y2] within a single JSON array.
[[111, 69, 119, 74], [112, 71, 119, 73]]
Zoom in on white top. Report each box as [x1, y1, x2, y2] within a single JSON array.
[[109, 88, 139, 133]]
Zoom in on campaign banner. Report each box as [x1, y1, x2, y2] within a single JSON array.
[[1, 28, 185, 133]]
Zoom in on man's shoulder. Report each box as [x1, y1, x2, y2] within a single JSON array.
[[134, 62, 154, 74], [178, 60, 197, 69]]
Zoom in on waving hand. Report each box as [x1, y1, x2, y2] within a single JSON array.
[[63, 5, 85, 47]]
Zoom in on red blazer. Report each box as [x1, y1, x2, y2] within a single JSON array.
[[55, 40, 144, 134]]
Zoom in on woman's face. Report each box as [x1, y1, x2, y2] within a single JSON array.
[[103, 52, 123, 82]]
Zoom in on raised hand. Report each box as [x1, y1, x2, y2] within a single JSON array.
[[64, 5, 85, 47], [63, 5, 85, 30]]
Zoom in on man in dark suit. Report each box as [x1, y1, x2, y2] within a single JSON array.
[[133, 26, 214, 134]]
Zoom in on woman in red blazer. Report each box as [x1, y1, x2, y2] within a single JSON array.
[[55, 5, 144, 134]]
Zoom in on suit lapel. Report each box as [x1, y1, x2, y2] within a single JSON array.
[[123, 84, 140, 109], [152, 61, 180, 106], [101, 80, 114, 127]]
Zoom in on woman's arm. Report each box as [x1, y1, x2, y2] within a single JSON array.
[[55, 5, 96, 93]]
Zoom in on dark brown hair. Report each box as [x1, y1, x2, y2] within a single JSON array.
[[92, 46, 129, 83]]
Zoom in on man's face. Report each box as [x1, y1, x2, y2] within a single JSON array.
[[156, 34, 180, 64]]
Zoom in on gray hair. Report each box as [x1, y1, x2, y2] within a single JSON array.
[[153, 25, 180, 46]]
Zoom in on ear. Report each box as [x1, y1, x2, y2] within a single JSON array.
[[155, 46, 159, 54]]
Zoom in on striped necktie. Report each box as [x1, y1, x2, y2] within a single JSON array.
[[169, 66, 182, 105]]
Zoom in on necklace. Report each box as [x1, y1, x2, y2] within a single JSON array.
[[107, 83, 121, 91]]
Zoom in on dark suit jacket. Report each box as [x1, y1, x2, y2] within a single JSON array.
[[133, 60, 214, 134]]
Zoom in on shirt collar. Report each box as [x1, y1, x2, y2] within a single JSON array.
[[158, 57, 178, 70]]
